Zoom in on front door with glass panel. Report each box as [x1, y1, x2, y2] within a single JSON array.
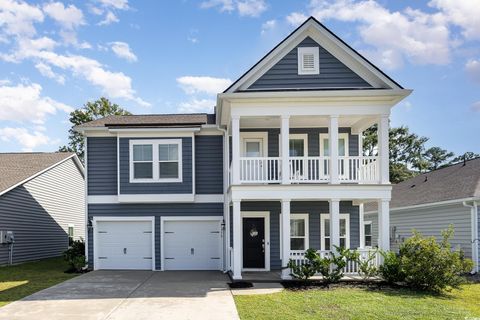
[[242, 138, 265, 181]]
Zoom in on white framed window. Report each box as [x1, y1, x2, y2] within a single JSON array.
[[68, 224, 74, 239], [129, 139, 182, 183], [320, 213, 350, 251], [319, 133, 349, 157], [364, 221, 372, 247], [298, 47, 319, 75], [280, 213, 309, 253], [278, 134, 308, 157]]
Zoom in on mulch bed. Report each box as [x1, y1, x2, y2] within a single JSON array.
[[281, 280, 401, 291], [228, 281, 254, 289], [465, 273, 480, 283]]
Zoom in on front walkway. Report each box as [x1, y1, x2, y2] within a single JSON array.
[[0, 270, 239, 320]]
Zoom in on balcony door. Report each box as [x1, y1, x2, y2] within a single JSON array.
[[240, 132, 268, 182], [319, 133, 349, 178]]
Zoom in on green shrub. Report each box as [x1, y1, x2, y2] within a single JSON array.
[[356, 249, 379, 281], [287, 248, 321, 281], [379, 251, 405, 284], [399, 227, 473, 292], [63, 239, 86, 273], [318, 246, 357, 284]]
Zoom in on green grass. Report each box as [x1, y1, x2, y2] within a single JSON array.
[[234, 284, 480, 320], [0, 257, 78, 308]]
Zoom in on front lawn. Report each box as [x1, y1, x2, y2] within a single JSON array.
[[0, 257, 78, 308], [234, 283, 480, 320]]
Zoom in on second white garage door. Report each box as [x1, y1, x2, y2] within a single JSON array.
[[163, 220, 221, 270]]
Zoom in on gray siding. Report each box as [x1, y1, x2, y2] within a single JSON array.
[[87, 137, 117, 195], [239, 201, 359, 270], [0, 158, 85, 265], [240, 128, 358, 157], [248, 37, 372, 91], [366, 203, 473, 258], [195, 136, 223, 194], [119, 137, 193, 194], [88, 203, 223, 270]]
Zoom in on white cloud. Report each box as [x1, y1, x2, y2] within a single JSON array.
[[465, 58, 480, 84], [0, 127, 53, 151], [286, 12, 307, 27], [98, 11, 119, 26], [110, 41, 137, 62], [200, 0, 267, 17], [471, 101, 480, 112], [177, 76, 232, 95], [97, 0, 129, 10], [42, 2, 84, 30], [261, 19, 276, 34], [178, 99, 216, 113], [429, 0, 480, 40], [0, 0, 44, 37], [35, 62, 65, 84], [0, 82, 72, 124]]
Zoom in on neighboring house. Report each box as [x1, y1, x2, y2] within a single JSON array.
[[365, 158, 480, 273], [0, 152, 85, 265], [75, 17, 411, 279]]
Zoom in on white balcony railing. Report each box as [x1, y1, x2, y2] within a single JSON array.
[[237, 156, 378, 184], [289, 249, 380, 275]]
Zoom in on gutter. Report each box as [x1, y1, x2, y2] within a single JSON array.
[[463, 201, 479, 274]]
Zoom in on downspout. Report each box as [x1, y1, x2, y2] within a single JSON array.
[[463, 200, 479, 274], [218, 125, 230, 273], [84, 135, 89, 266]]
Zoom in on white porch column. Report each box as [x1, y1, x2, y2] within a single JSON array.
[[378, 199, 390, 251], [378, 115, 389, 184], [231, 115, 240, 185], [232, 200, 242, 280], [359, 203, 365, 248], [329, 115, 339, 184], [358, 131, 363, 157], [281, 115, 290, 185], [329, 199, 340, 251], [281, 199, 291, 279]]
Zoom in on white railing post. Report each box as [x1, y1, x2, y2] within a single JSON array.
[[281, 115, 290, 185], [378, 115, 389, 184], [329, 199, 340, 250], [232, 200, 242, 280], [359, 202, 365, 248], [231, 115, 240, 185], [378, 199, 390, 251], [329, 115, 339, 184], [281, 199, 291, 279]]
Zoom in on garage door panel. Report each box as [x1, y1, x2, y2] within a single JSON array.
[[163, 220, 221, 271]]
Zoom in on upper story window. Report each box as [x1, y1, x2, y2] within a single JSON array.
[[319, 133, 349, 157], [298, 47, 319, 75], [130, 139, 182, 183]]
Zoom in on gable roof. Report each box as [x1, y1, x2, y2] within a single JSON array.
[[0, 152, 83, 197], [366, 158, 480, 212], [225, 16, 403, 93], [75, 113, 215, 130]]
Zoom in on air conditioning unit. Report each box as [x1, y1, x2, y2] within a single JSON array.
[[0, 231, 14, 244]]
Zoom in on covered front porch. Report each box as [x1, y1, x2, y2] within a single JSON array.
[[225, 187, 391, 280]]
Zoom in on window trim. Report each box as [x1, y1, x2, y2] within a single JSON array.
[[278, 133, 309, 157], [129, 139, 183, 183], [280, 213, 309, 254], [319, 133, 349, 157], [298, 47, 320, 75], [364, 220, 373, 248], [320, 213, 350, 251], [68, 224, 74, 238]]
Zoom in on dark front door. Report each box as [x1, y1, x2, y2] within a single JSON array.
[[242, 217, 265, 269]]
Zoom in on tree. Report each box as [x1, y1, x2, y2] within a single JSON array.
[[422, 147, 454, 171], [59, 97, 131, 162], [450, 152, 480, 164]]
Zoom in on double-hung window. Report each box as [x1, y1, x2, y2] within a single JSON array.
[[320, 213, 350, 251], [280, 213, 309, 252], [364, 221, 373, 247], [130, 139, 182, 183]]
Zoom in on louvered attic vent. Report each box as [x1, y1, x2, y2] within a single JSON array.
[[298, 47, 319, 75]]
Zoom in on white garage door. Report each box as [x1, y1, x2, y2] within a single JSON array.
[[96, 220, 153, 270], [163, 220, 221, 270]]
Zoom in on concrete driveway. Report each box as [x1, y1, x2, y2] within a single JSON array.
[[0, 270, 239, 320]]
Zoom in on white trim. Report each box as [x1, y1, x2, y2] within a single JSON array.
[[240, 132, 268, 157], [129, 139, 183, 183], [117, 131, 196, 138], [320, 213, 350, 251], [110, 128, 200, 133], [88, 195, 119, 204], [93, 216, 155, 271], [298, 47, 319, 75], [118, 194, 194, 203], [364, 197, 480, 214], [364, 220, 373, 248], [117, 136, 120, 196], [192, 135, 196, 195], [0, 153, 84, 197], [319, 133, 349, 157], [84, 136, 89, 260], [160, 216, 223, 271], [280, 213, 309, 254], [278, 133, 308, 157], [194, 194, 224, 203], [241, 211, 270, 271]]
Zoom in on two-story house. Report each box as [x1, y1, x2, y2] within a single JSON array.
[[76, 17, 411, 280]]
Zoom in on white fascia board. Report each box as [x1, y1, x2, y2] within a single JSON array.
[[229, 184, 392, 201], [118, 194, 195, 203], [109, 127, 200, 133], [88, 194, 224, 204], [364, 197, 480, 215], [116, 131, 196, 138]]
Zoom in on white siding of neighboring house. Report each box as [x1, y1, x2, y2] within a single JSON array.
[[366, 203, 473, 259]]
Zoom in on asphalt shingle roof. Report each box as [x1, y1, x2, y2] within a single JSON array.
[[366, 158, 480, 211], [75, 113, 216, 129], [0, 152, 76, 195]]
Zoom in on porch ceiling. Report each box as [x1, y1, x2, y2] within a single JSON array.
[[239, 115, 377, 129]]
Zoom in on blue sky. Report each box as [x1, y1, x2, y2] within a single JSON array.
[[0, 0, 479, 155]]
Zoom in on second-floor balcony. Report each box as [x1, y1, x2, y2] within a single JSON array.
[[236, 155, 379, 184]]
